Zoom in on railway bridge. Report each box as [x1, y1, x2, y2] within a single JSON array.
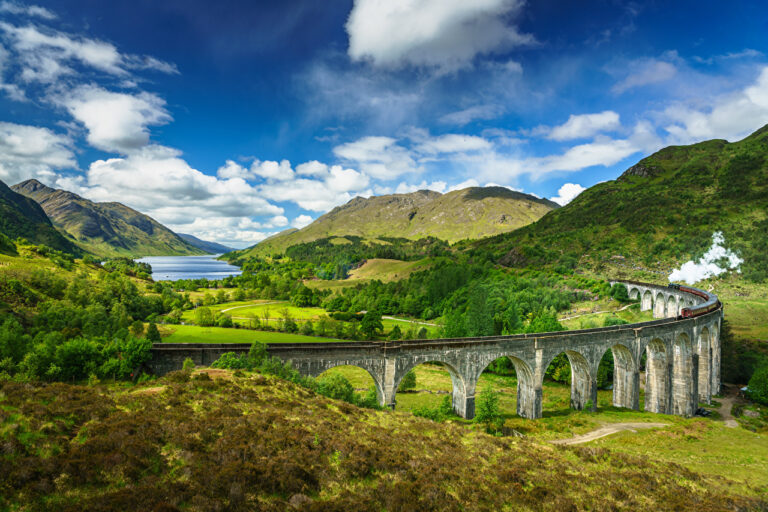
[[148, 280, 722, 420]]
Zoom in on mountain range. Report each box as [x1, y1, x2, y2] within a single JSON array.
[[177, 233, 234, 254], [240, 186, 558, 258], [11, 179, 205, 258]]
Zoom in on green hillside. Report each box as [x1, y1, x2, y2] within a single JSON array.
[[12, 179, 205, 258], [473, 124, 768, 282], [241, 186, 558, 258], [0, 178, 79, 255]]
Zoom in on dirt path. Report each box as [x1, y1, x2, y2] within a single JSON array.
[[382, 316, 437, 327], [718, 396, 739, 428], [550, 422, 669, 445], [716, 385, 741, 428]]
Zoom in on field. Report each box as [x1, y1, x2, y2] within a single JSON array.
[[182, 299, 443, 337], [158, 324, 340, 343], [321, 364, 768, 492]]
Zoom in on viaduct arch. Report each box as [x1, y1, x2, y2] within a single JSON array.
[[148, 280, 722, 420]]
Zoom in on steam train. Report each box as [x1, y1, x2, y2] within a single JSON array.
[[667, 283, 721, 319]]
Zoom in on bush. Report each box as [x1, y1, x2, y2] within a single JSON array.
[[182, 357, 195, 371], [216, 314, 234, 328], [146, 323, 161, 342], [746, 362, 768, 405], [413, 395, 454, 422], [54, 338, 103, 381], [475, 387, 503, 434], [397, 369, 416, 392], [317, 373, 355, 403], [610, 283, 631, 303], [211, 352, 251, 370]]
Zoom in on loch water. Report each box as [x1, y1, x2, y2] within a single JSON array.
[[136, 255, 242, 281]]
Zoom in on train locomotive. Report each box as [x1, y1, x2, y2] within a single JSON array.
[[667, 283, 721, 319]]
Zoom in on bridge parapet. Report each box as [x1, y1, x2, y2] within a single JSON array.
[[149, 280, 722, 420]]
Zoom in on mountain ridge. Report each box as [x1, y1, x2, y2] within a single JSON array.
[[178, 233, 234, 254], [0, 178, 79, 254], [12, 179, 205, 258], [472, 124, 768, 282], [240, 186, 558, 257]]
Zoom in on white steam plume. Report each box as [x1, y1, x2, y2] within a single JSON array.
[[668, 231, 743, 285]]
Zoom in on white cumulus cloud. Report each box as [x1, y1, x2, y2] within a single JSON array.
[[0, 121, 76, 183], [55, 85, 171, 153], [547, 111, 621, 141], [346, 0, 533, 72], [292, 215, 314, 229], [662, 66, 768, 143], [333, 136, 419, 179], [550, 183, 586, 206]]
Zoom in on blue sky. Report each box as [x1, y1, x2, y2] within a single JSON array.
[[1, 0, 767, 247]]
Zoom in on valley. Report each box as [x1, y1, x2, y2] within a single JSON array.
[[2, 128, 768, 510]]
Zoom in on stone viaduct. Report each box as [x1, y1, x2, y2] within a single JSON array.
[[148, 280, 722, 420]]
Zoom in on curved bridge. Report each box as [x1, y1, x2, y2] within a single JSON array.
[[149, 280, 722, 420]]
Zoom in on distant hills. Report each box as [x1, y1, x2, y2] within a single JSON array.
[[240, 186, 558, 257], [178, 233, 233, 254], [12, 179, 205, 258], [0, 178, 79, 254], [474, 124, 768, 282]]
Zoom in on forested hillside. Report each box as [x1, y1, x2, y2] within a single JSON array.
[[472, 125, 768, 282], [13, 180, 204, 258]]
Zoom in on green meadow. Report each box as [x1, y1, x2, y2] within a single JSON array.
[[159, 324, 340, 343]]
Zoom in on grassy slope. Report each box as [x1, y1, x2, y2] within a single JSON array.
[[473, 126, 768, 279], [304, 258, 435, 291], [12, 179, 205, 258], [0, 178, 78, 254], [325, 364, 768, 493], [1, 372, 763, 511], [239, 186, 557, 257]]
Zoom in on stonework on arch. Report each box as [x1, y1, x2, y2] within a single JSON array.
[[609, 343, 638, 410], [666, 295, 678, 317], [642, 290, 653, 311], [644, 338, 669, 414], [672, 332, 697, 417], [697, 326, 711, 403]]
